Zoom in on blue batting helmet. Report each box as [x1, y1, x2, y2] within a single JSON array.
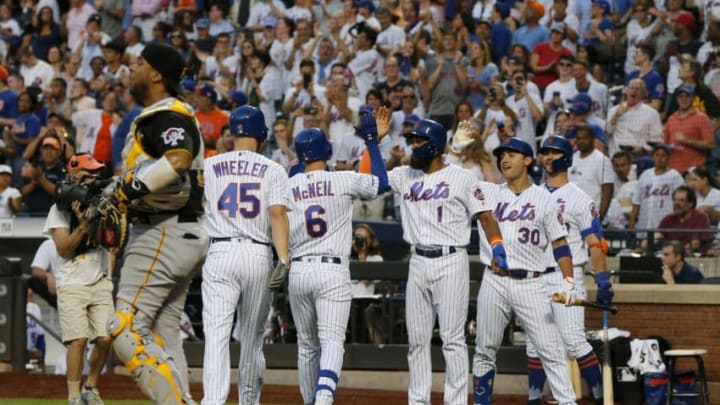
[[403, 119, 447, 159], [229, 105, 268, 142], [493, 137, 534, 160], [539, 135, 573, 171], [294, 128, 332, 163]]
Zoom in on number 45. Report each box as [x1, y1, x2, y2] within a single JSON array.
[[218, 182, 261, 218]]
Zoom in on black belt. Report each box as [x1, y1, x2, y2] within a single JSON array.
[[414, 246, 457, 258], [132, 213, 197, 224], [496, 267, 555, 280], [292, 256, 342, 264], [210, 237, 270, 246]]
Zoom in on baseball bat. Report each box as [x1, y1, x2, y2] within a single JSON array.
[[602, 310, 614, 405], [551, 293, 619, 314]]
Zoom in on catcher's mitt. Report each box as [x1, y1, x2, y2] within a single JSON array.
[[86, 194, 129, 254]]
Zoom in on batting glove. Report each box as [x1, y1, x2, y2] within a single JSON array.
[[268, 260, 290, 291], [596, 271, 614, 306], [450, 120, 476, 153], [561, 276, 577, 306], [491, 244, 508, 272], [354, 109, 378, 145]]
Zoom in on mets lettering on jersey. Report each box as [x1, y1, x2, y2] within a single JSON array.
[[404, 181, 450, 201]]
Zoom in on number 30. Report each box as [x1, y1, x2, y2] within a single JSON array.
[[518, 227, 540, 245]]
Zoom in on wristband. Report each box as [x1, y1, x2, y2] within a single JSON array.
[[489, 237, 503, 247], [589, 238, 609, 254], [553, 245, 572, 261]]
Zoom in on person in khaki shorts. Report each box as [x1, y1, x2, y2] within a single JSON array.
[[44, 153, 114, 405]]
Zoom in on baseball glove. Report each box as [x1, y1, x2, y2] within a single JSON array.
[[86, 194, 129, 254], [268, 260, 290, 291]]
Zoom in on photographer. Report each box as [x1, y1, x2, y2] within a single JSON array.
[[45, 153, 114, 404], [20, 133, 65, 215], [350, 224, 385, 345]]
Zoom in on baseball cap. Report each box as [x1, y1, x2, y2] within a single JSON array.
[[671, 11, 696, 27], [180, 78, 197, 91], [635, 156, 654, 175], [550, 22, 566, 35], [87, 13, 102, 25], [591, 0, 610, 14], [528, 1, 545, 18], [263, 16, 278, 28], [228, 89, 248, 106], [140, 42, 186, 97], [403, 114, 421, 126], [353, 0, 375, 12], [195, 18, 210, 29], [196, 84, 217, 101], [41, 136, 61, 150], [567, 93, 593, 116], [0, 164, 11, 175], [494, 2, 511, 19], [677, 85, 695, 96], [68, 153, 105, 174]]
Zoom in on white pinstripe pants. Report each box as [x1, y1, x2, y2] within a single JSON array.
[[407, 250, 469, 405], [201, 242, 273, 405], [289, 261, 351, 405], [527, 266, 593, 359], [473, 269, 576, 405]]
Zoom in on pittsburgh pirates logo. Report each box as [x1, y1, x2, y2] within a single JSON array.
[[161, 127, 185, 146]]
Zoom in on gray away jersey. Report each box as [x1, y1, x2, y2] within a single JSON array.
[[203, 151, 289, 242], [288, 170, 379, 258], [389, 164, 491, 246]]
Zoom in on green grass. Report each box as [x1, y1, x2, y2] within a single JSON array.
[[1, 401, 292, 405]]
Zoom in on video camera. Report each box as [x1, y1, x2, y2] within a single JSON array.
[[54, 175, 113, 212]]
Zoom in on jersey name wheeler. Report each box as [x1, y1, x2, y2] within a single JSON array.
[[543, 183, 597, 267], [389, 164, 491, 246], [204, 151, 289, 242], [288, 170, 379, 259], [493, 184, 567, 271]]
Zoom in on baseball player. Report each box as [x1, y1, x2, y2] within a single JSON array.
[[526, 135, 614, 405], [388, 119, 508, 405], [201, 105, 290, 405], [104, 43, 208, 405], [472, 138, 578, 405], [284, 107, 390, 405]]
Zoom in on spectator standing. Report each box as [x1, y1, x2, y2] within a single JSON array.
[[0, 164, 21, 217], [123, 26, 145, 57], [569, 125, 614, 219], [665, 59, 720, 122], [248, 49, 282, 131], [570, 59, 608, 120], [376, 56, 412, 111], [102, 40, 129, 85], [629, 145, 685, 232], [65, 0, 97, 52], [606, 78, 664, 157], [207, 2, 235, 39], [627, 43, 666, 111], [72, 91, 119, 165], [490, 2, 513, 64], [19, 47, 55, 90], [583, 0, 614, 51], [44, 78, 69, 122], [98, 0, 125, 39], [199, 32, 239, 84], [543, 0, 580, 53], [661, 12, 703, 96], [20, 133, 63, 215], [73, 15, 112, 82], [131, 0, 165, 42], [664, 86, 714, 174], [31, 6, 62, 61], [506, 69, 543, 152], [10, 91, 42, 182], [194, 84, 228, 157], [426, 30, 468, 130], [542, 54, 575, 140], [465, 40, 499, 112], [530, 22, 572, 92], [661, 241, 705, 284], [376, 6, 406, 57], [512, 1, 550, 57], [345, 23, 379, 102], [624, 4, 657, 75], [658, 185, 713, 255]]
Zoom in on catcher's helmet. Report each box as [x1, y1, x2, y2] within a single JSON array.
[[229, 105, 268, 142], [294, 128, 332, 163], [539, 135, 573, 172], [403, 119, 447, 159]]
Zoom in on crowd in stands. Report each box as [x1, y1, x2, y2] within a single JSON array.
[[0, 0, 719, 257]]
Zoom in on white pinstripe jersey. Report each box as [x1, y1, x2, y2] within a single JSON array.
[[476, 181, 498, 266], [288, 170, 379, 258], [632, 168, 685, 229], [493, 184, 567, 271], [389, 164, 491, 246], [543, 183, 597, 267], [203, 151, 289, 242]]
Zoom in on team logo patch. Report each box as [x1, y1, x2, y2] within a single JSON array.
[[236, 123, 244, 134], [161, 127, 185, 146], [474, 187, 485, 201], [557, 211, 565, 226]]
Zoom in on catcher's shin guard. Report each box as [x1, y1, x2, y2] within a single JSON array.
[[108, 301, 190, 404]]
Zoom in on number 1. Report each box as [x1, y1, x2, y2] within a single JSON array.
[[437, 206, 443, 223]]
